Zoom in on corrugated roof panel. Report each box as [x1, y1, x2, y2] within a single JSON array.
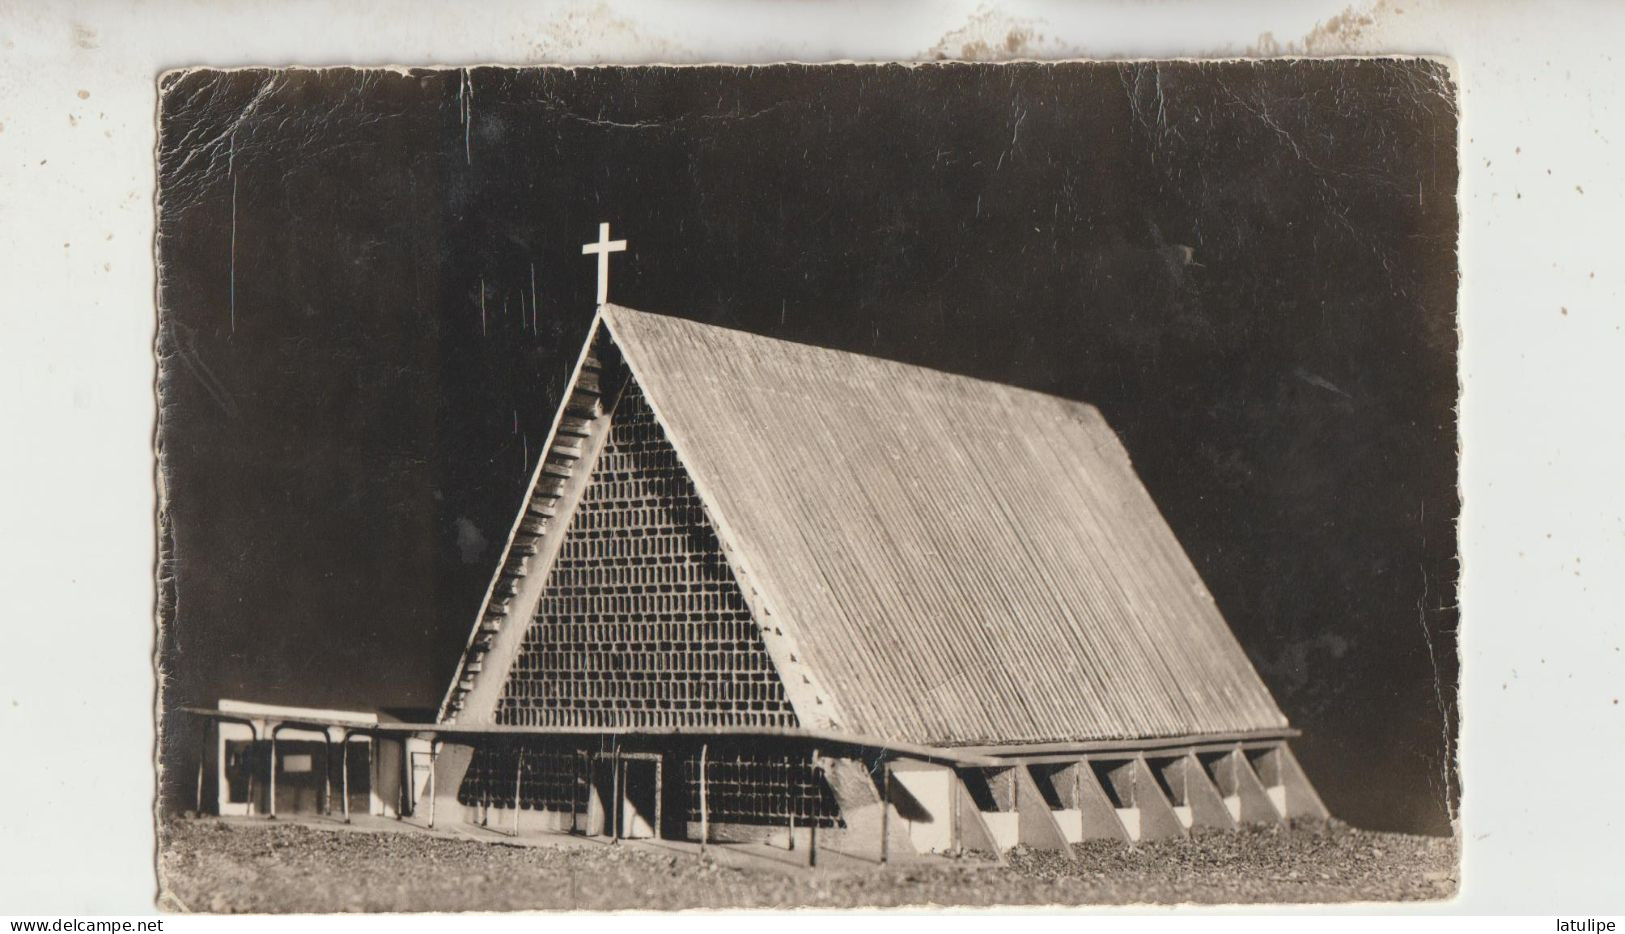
[[602, 305, 1289, 747]]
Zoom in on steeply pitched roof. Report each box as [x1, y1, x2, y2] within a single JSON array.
[[599, 306, 1288, 746]]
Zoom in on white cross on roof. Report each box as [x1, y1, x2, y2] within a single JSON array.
[[581, 222, 628, 307]]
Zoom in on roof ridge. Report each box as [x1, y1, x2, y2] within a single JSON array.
[[600, 303, 1105, 418], [597, 302, 1287, 743]]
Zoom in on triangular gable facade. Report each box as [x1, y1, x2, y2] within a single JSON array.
[[494, 379, 797, 730], [439, 320, 827, 731], [442, 306, 1290, 750]]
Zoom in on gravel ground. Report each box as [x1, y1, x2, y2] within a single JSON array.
[[158, 817, 1457, 912]]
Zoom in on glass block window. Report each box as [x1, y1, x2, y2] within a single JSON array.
[[680, 744, 843, 828], [496, 380, 797, 729], [456, 742, 590, 813]]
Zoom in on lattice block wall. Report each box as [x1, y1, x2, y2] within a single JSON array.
[[456, 743, 591, 813], [681, 745, 843, 828], [496, 381, 797, 729]]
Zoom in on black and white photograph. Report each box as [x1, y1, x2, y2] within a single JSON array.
[[149, 59, 1461, 911], [17, 0, 1625, 923]]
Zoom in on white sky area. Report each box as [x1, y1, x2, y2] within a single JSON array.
[[1, 0, 1622, 917]]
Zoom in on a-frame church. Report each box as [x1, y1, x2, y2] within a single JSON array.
[[186, 226, 1326, 860]]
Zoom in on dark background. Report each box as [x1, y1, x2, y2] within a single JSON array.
[[156, 62, 1459, 835]]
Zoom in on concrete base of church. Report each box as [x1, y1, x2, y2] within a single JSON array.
[[846, 739, 1331, 857], [429, 740, 1326, 867], [426, 738, 1327, 861], [992, 740, 1330, 845], [187, 704, 1327, 867]]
